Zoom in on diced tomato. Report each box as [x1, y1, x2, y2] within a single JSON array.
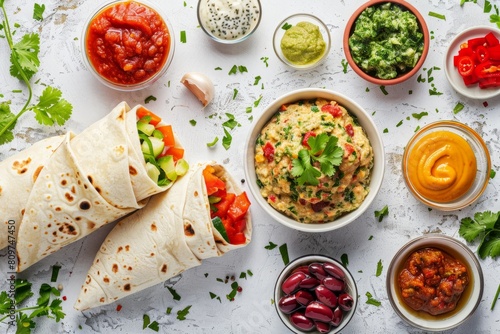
[[136, 107, 161, 126], [302, 131, 316, 148], [164, 147, 184, 161], [321, 104, 342, 117], [233, 219, 247, 233], [213, 193, 236, 218], [345, 124, 354, 137], [344, 143, 354, 156], [280, 104, 288, 111], [227, 192, 251, 222], [157, 125, 175, 147], [228, 232, 246, 245], [457, 56, 475, 77], [263, 142, 275, 163], [203, 166, 226, 195], [485, 32, 499, 47], [475, 45, 489, 63]]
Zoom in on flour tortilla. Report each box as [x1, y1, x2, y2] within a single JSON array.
[[16, 102, 179, 271], [74, 162, 252, 311], [0, 135, 64, 250]]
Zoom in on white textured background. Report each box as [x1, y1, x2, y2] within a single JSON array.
[[1, 0, 500, 333]]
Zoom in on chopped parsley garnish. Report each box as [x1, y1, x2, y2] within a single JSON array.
[[459, 211, 500, 259], [144, 95, 157, 104], [189, 119, 197, 126], [383, 128, 388, 133], [167, 286, 181, 301], [412, 112, 428, 120], [233, 88, 238, 100], [376, 260, 383, 277], [341, 59, 348, 73], [491, 284, 500, 310], [246, 107, 252, 113], [282, 22, 292, 30], [209, 292, 221, 303], [368, 235, 374, 240], [143, 314, 160, 331], [176, 305, 192, 320], [265, 241, 278, 250], [222, 128, 232, 150], [214, 67, 222, 70], [228, 65, 238, 75], [291, 133, 343, 186], [180, 30, 186, 43], [33, 3, 45, 21], [366, 292, 381, 306], [374, 205, 389, 222], [254, 95, 263, 107], [207, 137, 218, 147], [341, 253, 349, 267], [238, 65, 248, 73], [226, 282, 240, 301], [428, 11, 446, 20], [254, 76, 261, 85], [453, 102, 465, 114], [491, 169, 497, 179], [279, 243, 289, 265], [261, 56, 269, 67], [50, 265, 61, 282], [380, 86, 388, 95], [396, 120, 403, 127], [166, 307, 172, 314]]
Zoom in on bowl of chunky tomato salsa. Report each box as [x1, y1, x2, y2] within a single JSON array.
[[387, 235, 483, 331], [83, 0, 174, 91]]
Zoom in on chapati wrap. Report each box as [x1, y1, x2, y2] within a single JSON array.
[[0, 135, 64, 250], [74, 162, 252, 311], [16, 102, 181, 271]]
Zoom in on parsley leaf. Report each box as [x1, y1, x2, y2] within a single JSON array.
[[374, 205, 389, 222], [265, 241, 277, 250], [366, 292, 381, 306], [176, 305, 191, 320], [32, 86, 73, 126], [341, 253, 349, 267], [376, 260, 383, 277], [167, 286, 181, 301], [10, 33, 40, 80], [459, 211, 500, 258], [33, 3, 45, 21], [0, 291, 11, 315], [0, 102, 16, 144], [291, 133, 343, 186], [222, 127, 232, 150], [279, 243, 289, 265]]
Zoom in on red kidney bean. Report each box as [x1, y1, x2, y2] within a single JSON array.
[[291, 265, 310, 275], [304, 301, 334, 322], [323, 276, 345, 292], [278, 295, 299, 314], [323, 262, 345, 280], [299, 276, 320, 289], [289, 311, 314, 331], [314, 320, 331, 333], [308, 263, 328, 280], [331, 306, 344, 327], [338, 293, 354, 311], [282, 272, 306, 295], [315, 285, 338, 308], [295, 289, 314, 306]]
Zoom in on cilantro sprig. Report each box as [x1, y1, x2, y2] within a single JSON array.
[[459, 211, 500, 259], [0, 279, 66, 334], [0, 1, 72, 145], [291, 133, 343, 186]]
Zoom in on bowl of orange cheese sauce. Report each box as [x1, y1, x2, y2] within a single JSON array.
[[83, 0, 174, 91], [402, 121, 490, 210]]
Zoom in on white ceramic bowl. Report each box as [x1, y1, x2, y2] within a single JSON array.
[[243, 88, 385, 232], [386, 235, 483, 331], [274, 255, 358, 333], [273, 14, 331, 70], [444, 26, 500, 99]]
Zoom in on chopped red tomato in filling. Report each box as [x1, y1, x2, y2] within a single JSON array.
[[203, 166, 250, 245], [263, 142, 275, 162], [321, 104, 342, 117]]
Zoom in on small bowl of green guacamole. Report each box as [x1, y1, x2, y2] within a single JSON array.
[[343, 0, 429, 85], [273, 14, 331, 70]]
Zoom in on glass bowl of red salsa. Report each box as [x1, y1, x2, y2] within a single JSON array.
[[82, 0, 175, 91], [387, 235, 483, 331]]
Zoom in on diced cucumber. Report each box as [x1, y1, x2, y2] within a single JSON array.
[[137, 121, 155, 136], [146, 162, 160, 183], [141, 136, 164, 157], [212, 217, 229, 242], [158, 155, 177, 181], [152, 129, 164, 140], [175, 158, 189, 177], [208, 196, 221, 204]]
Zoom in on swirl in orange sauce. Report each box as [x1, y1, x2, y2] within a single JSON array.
[[407, 131, 476, 202]]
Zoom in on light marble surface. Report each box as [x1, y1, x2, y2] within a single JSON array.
[[1, 0, 500, 333]]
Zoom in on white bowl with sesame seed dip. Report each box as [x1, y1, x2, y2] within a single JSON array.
[[197, 0, 262, 44]]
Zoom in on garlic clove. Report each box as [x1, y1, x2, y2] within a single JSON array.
[[181, 72, 214, 107]]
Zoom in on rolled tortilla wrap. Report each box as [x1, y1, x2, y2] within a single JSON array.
[[0, 135, 64, 250], [74, 162, 252, 311], [16, 102, 182, 271]]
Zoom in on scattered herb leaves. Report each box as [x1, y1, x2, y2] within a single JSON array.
[[232, 88, 238, 100], [209, 292, 221, 303], [254, 95, 262, 107], [33, 3, 45, 21], [144, 95, 157, 104], [50, 265, 61, 283], [412, 112, 428, 120], [265, 241, 278, 250], [254, 75, 261, 85], [279, 243, 289, 265], [207, 137, 219, 147], [341, 253, 349, 267], [374, 205, 389, 222], [167, 286, 181, 301], [492, 283, 500, 310], [428, 11, 446, 20], [228, 65, 238, 75], [491, 169, 496, 179], [376, 260, 383, 277], [380, 85, 388, 95], [180, 30, 186, 43], [282, 22, 292, 30], [189, 119, 197, 126], [366, 292, 381, 306], [459, 211, 500, 259], [261, 56, 269, 67], [453, 102, 465, 114], [222, 127, 232, 150], [341, 59, 348, 73], [176, 305, 192, 320]]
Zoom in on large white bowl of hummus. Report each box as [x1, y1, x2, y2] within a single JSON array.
[[244, 88, 384, 232]]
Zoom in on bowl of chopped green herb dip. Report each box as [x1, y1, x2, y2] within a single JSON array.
[[343, 0, 429, 85], [244, 88, 385, 232]]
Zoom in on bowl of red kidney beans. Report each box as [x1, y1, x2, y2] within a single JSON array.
[[274, 255, 358, 333]]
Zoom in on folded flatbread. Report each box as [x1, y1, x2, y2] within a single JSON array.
[[74, 162, 252, 311], [0, 135, 64, 250], [15, 102, 180, 271]]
